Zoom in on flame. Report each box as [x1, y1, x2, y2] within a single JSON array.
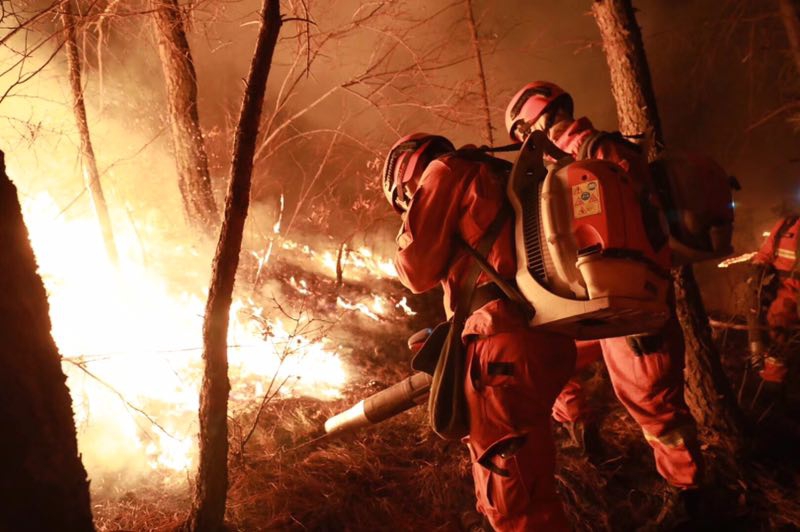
[[21, 193, 347, 486], [717, 251, 757, 268], [279, 239, 399, 281], [336, 295, 382, 321], [396, 296, 417, 316], [273, 194, 284, 234], [289, 276, 311, 295]]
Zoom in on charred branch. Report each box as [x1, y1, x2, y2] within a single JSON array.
[[464, 0, 493, 146]]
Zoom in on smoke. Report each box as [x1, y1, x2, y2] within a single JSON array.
[[1, 0, 798, 490]]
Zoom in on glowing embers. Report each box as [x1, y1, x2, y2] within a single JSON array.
[[22, 193, 346, 482]]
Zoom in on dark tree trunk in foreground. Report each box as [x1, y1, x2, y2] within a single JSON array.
[[778, 0, 800, 75], [778, 0, 800, 76], [464, 0, 493, 146], [152, 0, 219, 233], [591, 0, 744, 442], [0, 151, 94, 531], [62, 0, 118, 264], [187, 1, 282, 530]]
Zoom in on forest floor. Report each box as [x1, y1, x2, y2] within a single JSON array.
[[88, 258, 800, 532]]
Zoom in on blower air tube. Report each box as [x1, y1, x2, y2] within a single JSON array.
[[324, 372, 432, 434]]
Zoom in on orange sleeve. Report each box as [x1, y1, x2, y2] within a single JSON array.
[[394, 159, 472, 293], [752, 219, 784, 265], [592, 137, 650, 181]]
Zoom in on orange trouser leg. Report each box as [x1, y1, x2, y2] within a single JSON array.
[[600, 320, 702, 488], [552, 340, 603, 423], [763, 278, 800, 382], [464, 328, 576, 531]]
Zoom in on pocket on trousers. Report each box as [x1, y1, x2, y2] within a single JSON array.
[[472, 436, 533, 519], [482, 452, 532, 518], [484, 361, 516, 388]]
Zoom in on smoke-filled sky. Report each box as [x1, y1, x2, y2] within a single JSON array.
[[1, 0, 797, 303], [183, 0, 797, 246]]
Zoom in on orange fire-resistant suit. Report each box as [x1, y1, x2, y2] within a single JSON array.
[[395, 150, 576, 531], [547, 117, 702, 489], [751, 215, 800, 383]]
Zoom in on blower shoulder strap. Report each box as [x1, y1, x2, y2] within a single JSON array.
[[458, 235, 535, 318], [427, 204, 513, 440], [577, 130, 641, 161], [453, 206, 512, 321]]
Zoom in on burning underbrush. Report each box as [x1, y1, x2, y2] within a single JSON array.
[[87, 324, 800, 531], [18, 193, 800, 531], [19, 189, 425, 495]]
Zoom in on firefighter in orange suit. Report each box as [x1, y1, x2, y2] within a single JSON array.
[[749, 215, 800, 384], [384, 133, 576, 531], [506, 81, 704, 521]]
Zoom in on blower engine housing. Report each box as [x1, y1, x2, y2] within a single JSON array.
[[508, 132, 671, 340]]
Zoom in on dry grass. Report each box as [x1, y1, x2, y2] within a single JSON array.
[[90, 340, 800, 531], [88, 262, 800, 531]]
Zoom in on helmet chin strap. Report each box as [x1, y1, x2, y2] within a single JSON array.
[[394, 183, 414, 213]]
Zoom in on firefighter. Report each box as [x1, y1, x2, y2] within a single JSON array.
[[506, 81, 704, 523], [384, 133, 577, 531], [748, 214, 800, 387]]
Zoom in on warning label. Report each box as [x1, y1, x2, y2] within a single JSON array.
[[572, 180, 601, 218]]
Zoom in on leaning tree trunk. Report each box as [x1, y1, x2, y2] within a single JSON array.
[[464, 0, 493, 146], [187, 1, 282, 530], [152, 0, 219, 233], [778, 0, 800, 77], [590, 0, 745, 442], [0, 151, 94, 531], [62, 0, 118, 264]]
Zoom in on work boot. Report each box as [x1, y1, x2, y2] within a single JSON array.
[[654, 486, 702, 530], [460, 510, 493, 532]]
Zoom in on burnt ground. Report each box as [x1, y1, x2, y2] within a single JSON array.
[[89, 257, 800, 532]]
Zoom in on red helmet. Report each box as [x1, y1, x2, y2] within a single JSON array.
[[505, 81, 573, 141], [382, 133, 454, 212]]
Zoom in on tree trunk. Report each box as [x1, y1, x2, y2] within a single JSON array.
[[62, 0, 118, 265], [0, 151, 94, 531], [187, 1, 282, 530], [778, 0, 800, 77], [591, 0, 744, 441], [464, 0, 493, 146], [152, 0, 219, 233], [590, 0, 662, 159]]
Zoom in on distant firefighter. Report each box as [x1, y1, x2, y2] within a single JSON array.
[[748, 214, 800, 385], [383, 133, 577, 531], [506, 81, 704, 523]]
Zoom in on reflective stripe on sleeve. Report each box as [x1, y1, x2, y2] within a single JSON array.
[[642, 425, 694, 448]]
